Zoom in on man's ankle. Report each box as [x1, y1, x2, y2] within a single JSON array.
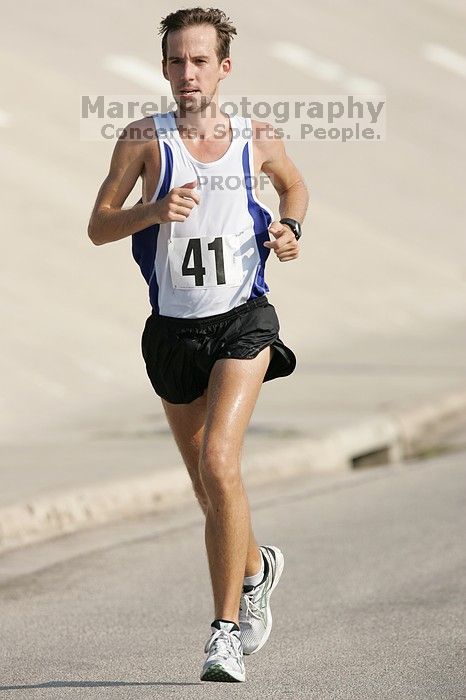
[[243, 549, 267, 588]]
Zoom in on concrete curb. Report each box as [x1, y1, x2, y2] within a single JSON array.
[[1, 388, 466, 554]]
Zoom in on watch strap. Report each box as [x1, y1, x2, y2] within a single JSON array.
[[280, 217, 302, 240]]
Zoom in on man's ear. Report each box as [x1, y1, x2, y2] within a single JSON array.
[[162, 61, 169, 80], [219, 57, 232, 82]]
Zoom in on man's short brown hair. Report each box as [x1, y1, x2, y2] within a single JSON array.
[[159, 7, 237, 64]]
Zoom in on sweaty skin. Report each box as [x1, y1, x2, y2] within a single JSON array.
[[88, 22, 309, 625]]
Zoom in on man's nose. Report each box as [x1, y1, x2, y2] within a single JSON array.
[[181, 60, 196, 81]]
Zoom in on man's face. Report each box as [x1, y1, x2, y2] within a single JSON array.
[[162, 24, 231, 113]]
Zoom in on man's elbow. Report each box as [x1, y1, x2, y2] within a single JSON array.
[[298, 178, 309, 197], [297, 179, 310, 209], [87, 218, 106, 246]]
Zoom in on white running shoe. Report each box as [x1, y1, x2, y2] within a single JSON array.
[[239, 545, 285, 655], [200, 620, 246, 682]]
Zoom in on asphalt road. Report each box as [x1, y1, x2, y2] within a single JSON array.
[[1, 448, 464, 699]]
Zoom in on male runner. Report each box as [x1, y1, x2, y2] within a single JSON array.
[[88, 7, 308, 683]]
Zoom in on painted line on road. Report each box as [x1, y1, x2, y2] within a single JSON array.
[[0, 109, 12, 127], [103, 54, 167, 91], [422, 43, 466, 78], [270, 41, 383, 93]]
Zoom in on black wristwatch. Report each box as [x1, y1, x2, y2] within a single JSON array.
[[280, 218, 302, 240]]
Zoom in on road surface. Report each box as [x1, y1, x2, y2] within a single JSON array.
[[1, 447, 464, 698]]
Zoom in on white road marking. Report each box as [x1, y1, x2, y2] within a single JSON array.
[[270, 41, 382, 93], [422, 43, 466, 78], [0, 109, 12, 127], [271, 42, 345, 82], [103, 54, 167, 91], [344, 76, 383, 94]]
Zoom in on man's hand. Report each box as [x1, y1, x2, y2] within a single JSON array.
[[263, 221, 300, 262], [154, 180, 200, 223]]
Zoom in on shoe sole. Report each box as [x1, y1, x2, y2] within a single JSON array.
[[243, 545, 285, 655], [200, 663, 245, 682]]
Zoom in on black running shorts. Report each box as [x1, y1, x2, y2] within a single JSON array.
[[141, 295, 296, 404]]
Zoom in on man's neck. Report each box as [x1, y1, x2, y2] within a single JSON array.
[[174, 100, 230, 140]]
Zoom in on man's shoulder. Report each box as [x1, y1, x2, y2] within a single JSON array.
[[250, 119, 283, 142], [251, 119, 283, 145], [119, 116, 158, 144], [250, 119, 284, 160]]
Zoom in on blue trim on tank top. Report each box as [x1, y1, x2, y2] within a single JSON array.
[[241, 142, 272, 299], [131, 142, 173, 313]]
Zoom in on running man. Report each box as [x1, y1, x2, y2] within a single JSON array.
[[88, 7, 309, 683]]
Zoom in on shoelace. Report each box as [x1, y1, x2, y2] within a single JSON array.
[[205, 630, 242, 661], [239, 586, 265, 622]]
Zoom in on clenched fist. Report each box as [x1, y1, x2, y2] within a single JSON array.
[[154, 180, 200, 223], [263, 220, 300, 262]]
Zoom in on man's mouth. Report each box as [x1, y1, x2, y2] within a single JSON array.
[[179, 89, 200, 96]]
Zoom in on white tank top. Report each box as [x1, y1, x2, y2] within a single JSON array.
[[132, 111, 274, 318]]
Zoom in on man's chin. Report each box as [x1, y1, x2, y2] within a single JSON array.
[[174, 94, 213, 114]]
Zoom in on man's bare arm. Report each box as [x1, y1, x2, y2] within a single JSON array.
[[254, 121, 309, 262], [87, 119, 200, 246], [255, 122, 309, 223]]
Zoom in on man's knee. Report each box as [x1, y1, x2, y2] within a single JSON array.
[[199, 444, 241, 496], [194, 488, 209, 514]]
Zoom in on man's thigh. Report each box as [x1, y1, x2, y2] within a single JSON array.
[[203, 347, 272, 457]]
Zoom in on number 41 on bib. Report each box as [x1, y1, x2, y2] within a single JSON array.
[[168, 233, 244, 289]]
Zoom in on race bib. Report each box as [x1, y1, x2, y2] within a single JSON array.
[[168, 232, 245, 289]]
